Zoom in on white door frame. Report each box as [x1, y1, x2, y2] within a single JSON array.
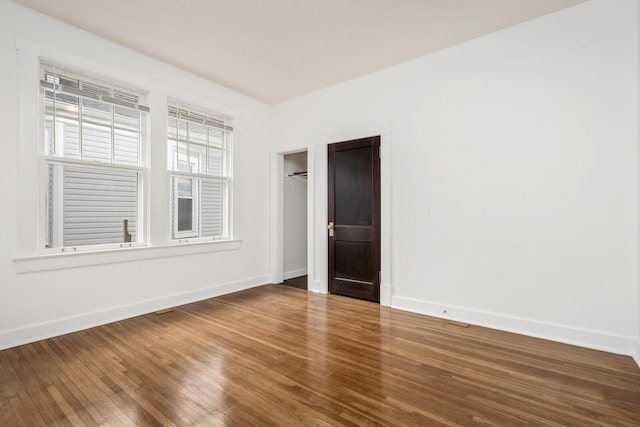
[[269, 129, 392, 304], [269, 144, 318, 291]]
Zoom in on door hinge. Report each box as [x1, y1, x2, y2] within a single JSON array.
[[378, 146, 381, 158], [379, 271, 381, 283]]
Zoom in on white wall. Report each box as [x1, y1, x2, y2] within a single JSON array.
[[283, 152, 308, 279], [636, 0, 640, 368], [0, 1, 271, 348], [273, 0, 639, 356]]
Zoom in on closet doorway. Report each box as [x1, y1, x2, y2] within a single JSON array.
[[282, 151, 308, 290]]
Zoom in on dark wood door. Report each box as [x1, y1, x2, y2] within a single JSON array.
[[328, 136, 381, 302]]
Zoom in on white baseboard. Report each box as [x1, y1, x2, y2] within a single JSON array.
[[308, 279, 327, 294], [283, 268, 308, 281], [392, 296, 637, 357], [634, 340, 640, 368], [380, 283, 391, 306], [0, 274, 268, 351]]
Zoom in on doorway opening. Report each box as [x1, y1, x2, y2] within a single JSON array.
[[282, 151, 308, 290]]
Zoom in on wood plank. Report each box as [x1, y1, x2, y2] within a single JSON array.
[[1, 284, 639, 426]]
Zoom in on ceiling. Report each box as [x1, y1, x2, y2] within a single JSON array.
[[13, 0, 587, 104]]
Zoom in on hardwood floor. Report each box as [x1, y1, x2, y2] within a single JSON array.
[[1, 285, 639, 426]]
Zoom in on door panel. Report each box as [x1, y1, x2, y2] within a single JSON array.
[[328, 136, 381, 302], [335, 147, 373, 226], [334, 241, 373, 282]]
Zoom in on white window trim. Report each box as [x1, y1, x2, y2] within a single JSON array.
[[14, 37, 242, 271], [14, 240, 242, 273]]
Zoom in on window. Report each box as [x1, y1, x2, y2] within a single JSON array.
[[41, 61, 148, 251], [167, 103, 232, 241]]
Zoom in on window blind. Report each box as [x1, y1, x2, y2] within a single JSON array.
[[40, 69, 149, 112], [168, 105, 232, 131]]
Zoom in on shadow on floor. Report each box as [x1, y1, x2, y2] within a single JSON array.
[[282, 275, 307, 290]]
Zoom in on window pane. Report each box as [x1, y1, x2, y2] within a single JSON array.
[[177, 142, 189, 172], [189, 122, 207, 145], [47, 91, 79, 121], [82, 99, 111, 126], [189, 143, 206, 174], [207, 147, 223, 176], [168, 116, 187, 141], [47, 163, 139, 247], [114, 106, 139, 131], [208, 127, 224, 149], [177, 198, 193, 231], [201, 179, 224, 237], [61, 121, 81, 159], [44, 91, 81, 158], [114, 129, 138, 165], [82, 123, 112, 162], [177, 178, 192, 197]]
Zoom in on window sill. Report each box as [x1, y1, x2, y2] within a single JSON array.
[[13, 240, 241, 274]]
